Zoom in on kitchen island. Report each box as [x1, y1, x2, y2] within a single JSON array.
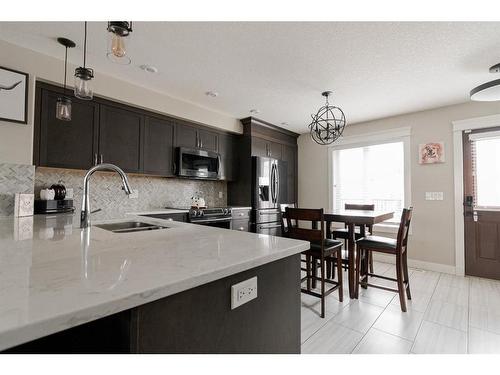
[[0, 214, 308, 353]]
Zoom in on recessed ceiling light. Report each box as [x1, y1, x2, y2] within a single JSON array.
[[139, 64, 158, 74], [205, 91, 219, 98], [249, 109, 261, 114]]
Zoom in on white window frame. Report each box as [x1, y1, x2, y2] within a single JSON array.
[[327, 127, 412, 234]]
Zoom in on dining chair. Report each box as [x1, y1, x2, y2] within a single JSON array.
[[331, 203, 375, 274], [355, 207, 413, 312], [280, 203, 297, 237], [286, 207, 343, 318]]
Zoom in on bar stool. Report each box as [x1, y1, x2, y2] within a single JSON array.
[[286, 207, 344, 318], [355, 207, 413, 312]]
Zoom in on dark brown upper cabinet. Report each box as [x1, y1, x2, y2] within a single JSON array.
[[218, 133, 236, 181], [281, 143, 297, 204], [143, 116, 174, 176], [99, 104, 144, 173], [34, 81, 237, 180], [251, 137, 282, 159], [35, 87, 99, 170], [175, 121, 218, 152], [175, 122, 198, 149]]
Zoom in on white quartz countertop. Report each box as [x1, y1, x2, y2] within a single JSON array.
[[0, 214, 308, 351], [125, 208, 189, 216]]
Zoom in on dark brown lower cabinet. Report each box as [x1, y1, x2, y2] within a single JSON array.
[[4, 255, 300, 354]]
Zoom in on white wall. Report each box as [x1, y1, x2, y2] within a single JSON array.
[[0, 40, 241, 165], [298, 100, 500, 269]]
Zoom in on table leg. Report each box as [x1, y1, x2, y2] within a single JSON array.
[[360, 225, 368, 290], [347, 222, 356, 299]]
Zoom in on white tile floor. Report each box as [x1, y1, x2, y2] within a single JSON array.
[[301, 261, 500, 354]]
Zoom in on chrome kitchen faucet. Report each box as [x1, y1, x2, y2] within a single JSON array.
[[80, 163, 132, 228]]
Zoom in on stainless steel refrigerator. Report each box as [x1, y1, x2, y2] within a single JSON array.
[[252, 156, 287, 236]]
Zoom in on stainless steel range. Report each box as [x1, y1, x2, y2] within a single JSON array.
[[189, 207, 232, 229]]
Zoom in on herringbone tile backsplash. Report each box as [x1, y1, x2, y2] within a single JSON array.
[[35, 167, 227, 220], [0, 163, 35, 216]]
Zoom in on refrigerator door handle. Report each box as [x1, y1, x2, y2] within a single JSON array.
[[274, 163, 279, 204], [271, 163, 277, 204]]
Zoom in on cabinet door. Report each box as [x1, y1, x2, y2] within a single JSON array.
[[268, 141, 282, 160], [143, 117, 174, 176], [218, 133, 235, 181], [281, 144, 297, 204], [38, 89, 98, 169], [198, 128, 218, 151], [99, 105, 143, 173], [175, 123, 198, 149], [251, 137, 269, 157]]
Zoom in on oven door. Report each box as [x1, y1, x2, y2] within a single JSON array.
[[191, 217, 231, 229], [177, 147, 220, 179]]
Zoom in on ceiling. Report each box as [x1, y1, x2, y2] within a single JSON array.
[[1, 22, 499, 133]]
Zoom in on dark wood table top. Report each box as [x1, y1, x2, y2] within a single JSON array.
[[323, 209, 394, 225]]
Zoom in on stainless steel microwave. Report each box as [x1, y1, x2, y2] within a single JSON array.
[[176, 147, 220, 179]]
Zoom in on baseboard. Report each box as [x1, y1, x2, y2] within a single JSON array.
[[373, 254, 456, 275]]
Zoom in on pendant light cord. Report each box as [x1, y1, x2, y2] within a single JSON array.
[[63, 46, 68, 95], [83, 21, 87, 68]]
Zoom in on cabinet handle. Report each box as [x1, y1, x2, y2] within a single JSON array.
[[93, 153, 98, 166], [200, 138, 203, 148], [100, 154, 104, 164]]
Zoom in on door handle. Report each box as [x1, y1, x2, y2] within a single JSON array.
[[99, 154, 103, 164]]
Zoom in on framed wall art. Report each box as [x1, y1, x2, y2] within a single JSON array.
[[419, 142, 445, 164], [0, 66, 29, 124]]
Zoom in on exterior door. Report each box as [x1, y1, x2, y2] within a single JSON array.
[[463, 127, 500, 280]]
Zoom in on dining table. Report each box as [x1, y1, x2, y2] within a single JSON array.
[[322, 209, 394, 299]]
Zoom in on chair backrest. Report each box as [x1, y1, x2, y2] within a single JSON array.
[[285, 207, 325, 245], [396, 207, 413, 250], [280, 203, 297, 236], [344, 203, 375, 230], [344, 203, 375, 211]]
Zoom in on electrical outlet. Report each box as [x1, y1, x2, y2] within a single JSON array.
[[231, 277, 257, 309], [219, 191, 223, 199], [425, 192, 444, 201], [128, 189, 139, 199]]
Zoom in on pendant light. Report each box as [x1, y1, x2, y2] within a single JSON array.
[[56, 37, 76, 121], [308, 91, 346, 145], [106, 21, 133, 65], [74, 21, 94, 100], [470, 63, 500, 101]]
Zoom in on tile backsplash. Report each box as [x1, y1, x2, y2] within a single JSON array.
[[0, 163, 35, 217], [34, 167, 227, 220]]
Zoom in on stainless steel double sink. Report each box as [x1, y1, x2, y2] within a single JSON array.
[[95, 221, 170, 233]]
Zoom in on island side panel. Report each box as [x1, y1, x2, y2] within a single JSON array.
[[131, 254, 301, 354]]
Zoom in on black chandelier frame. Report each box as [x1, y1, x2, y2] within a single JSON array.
[[308, 91, 346, 146]]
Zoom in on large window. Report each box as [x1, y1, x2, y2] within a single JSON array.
[[330, 130, 410, 228]]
